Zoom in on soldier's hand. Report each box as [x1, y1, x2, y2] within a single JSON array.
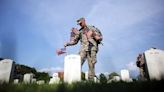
[[64, 43, 67, 47], [72, 28, 79, 35], [94, 35, 102, 41]]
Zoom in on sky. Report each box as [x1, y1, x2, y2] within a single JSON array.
[[0, 0, 164, 78]]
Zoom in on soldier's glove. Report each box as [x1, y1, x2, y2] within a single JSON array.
[[64, 43, 68, 47]]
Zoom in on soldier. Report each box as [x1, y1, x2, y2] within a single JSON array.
[[136, 53, 146, 80], [64, 18, 102, 80]]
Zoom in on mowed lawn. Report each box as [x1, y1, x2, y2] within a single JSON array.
[[0, 80, 164, 92]]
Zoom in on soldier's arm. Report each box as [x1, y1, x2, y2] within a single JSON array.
[[94, 33, 103, 41], [64, 34, 80, 47], [90, 29, 102, 41], [88, 26, 103, 41]]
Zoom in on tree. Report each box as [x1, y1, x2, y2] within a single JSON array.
[[99, 73, 107, 84], [35, 72, 50, 83], [81, 72, 85, 81], [14, 64, 50, 82], [14, 64, 37, 81], [14, 64, 37, 75], [108, 72, 119, 80]]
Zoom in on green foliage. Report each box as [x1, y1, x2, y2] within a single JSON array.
[[99, 73, 107, 84], [0, 80, 164, 92], [108, 72, 119, 80], [35, 72, 50, 83], [81, 72, 85, 81], [14, 64, 50, 82], [15, 64, 37, 75]]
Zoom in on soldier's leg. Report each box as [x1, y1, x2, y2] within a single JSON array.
[[140, 68, 145, 80], [87, 51, 97, 80], [79, 50, 87, 66]]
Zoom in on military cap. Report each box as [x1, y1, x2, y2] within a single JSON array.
[[77, 17, 85, 24]]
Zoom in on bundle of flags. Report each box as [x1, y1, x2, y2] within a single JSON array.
[[56, 29, 77, 56], [56, 47, 66, 55], [70, 31, 75, 41]]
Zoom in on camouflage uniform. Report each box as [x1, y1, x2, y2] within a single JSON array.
[[136, 54, 146, 80], [66, 25, 98, 80]]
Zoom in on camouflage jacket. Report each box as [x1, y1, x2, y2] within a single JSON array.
[[136, 54, 145, 67], [66, 25, 98, 52]]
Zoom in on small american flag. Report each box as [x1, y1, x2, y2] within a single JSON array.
[[56, 47, 66, 55]]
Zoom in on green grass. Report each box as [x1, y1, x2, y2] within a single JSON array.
[[0, 80, 164, 92]]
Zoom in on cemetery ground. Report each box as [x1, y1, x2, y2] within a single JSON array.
[[0, 80, 164, 92]]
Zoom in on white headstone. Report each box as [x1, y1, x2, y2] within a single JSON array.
[[49, 77, 60, 84], [108, 76, 121, 83], [144, 48, 164, 80], [85, 71, 88, 80], [0, 59, 15, 83], [13, 79, 19, 84], [31, 78, 36, 83], [53, 73, 58, 77], [49, 72, 60, 84], [94, 76, 99, 83], [37, 80, 45, 85], [113, 76, 121, 82], [64, 54, 81, 83], [23, 73, 34, 83], [121, 69, 130, 81]]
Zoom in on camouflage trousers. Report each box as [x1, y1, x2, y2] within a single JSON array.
[[79, 50, 97, 80], [139, 67, 146, 80]]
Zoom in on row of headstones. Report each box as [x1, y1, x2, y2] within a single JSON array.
[[0, 59, 46, 84], [14, 73, 45, 84], [0, 56, 132, 84], [64, 49, 164, 82], [64, 55, 133, 83], [1, 48, 164, 84], [14, 78, 45, 85], [0, 57, 136, 84], [16, 69, 131, 84]]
